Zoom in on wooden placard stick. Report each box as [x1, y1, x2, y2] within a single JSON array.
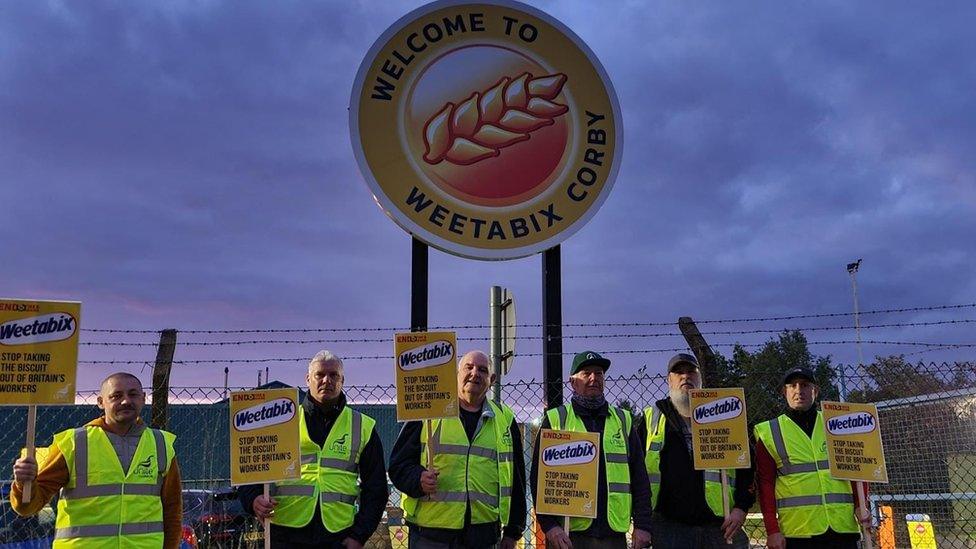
[[856, 481, 874, 549], [23, 405, 37, 503], [263, 483, 271, 549], [721, 469, 732, 544]]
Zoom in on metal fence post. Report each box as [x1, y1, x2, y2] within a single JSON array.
[[491, 286, 503, 404]]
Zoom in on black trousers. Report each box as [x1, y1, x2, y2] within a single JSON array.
[[568, 533, 627, 549], [407, 528, 498, 549], [268, 541, 345, 549], [785, 531, 860, 549]]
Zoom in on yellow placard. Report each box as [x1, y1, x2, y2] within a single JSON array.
[[229, 388, 301, 485], [395, 331, 458, 421], [0, 298, 80, 405], [822, 401, 888, 483], [906, 514, 937, 549], [534, 429, 600, 518], [690, 388, 751, 470]]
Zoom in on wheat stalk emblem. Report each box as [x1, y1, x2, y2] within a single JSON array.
[[422, 72, 568, 166]]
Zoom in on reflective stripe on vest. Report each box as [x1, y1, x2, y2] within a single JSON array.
[[55, 521, 165, 539], [53, 425, 174, 548], [753, 413, 859, 537], [272, 406, 375, 533], [401, 400, 516, 530], [642, 404, 734, 518], [547, 404, 632, 533]]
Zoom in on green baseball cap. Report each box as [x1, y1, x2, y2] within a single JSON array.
[[571, 351, 611, 375]]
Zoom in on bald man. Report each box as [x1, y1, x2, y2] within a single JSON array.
[[11, 372, 182, 548], [390, 350, 527, 549]]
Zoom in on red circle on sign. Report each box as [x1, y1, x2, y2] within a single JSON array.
[[915, 524, 926, 534], [405, 46, 571, 207]]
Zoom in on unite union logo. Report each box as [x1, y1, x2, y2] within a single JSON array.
[[351, 0, 622, 260]]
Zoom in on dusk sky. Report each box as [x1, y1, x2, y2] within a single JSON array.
[[2, 1, 974, 392]]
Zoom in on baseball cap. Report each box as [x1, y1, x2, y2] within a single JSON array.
[[571, 351, 611, 375], [667, 353, 700, 373], [781, 367, 816, 386]]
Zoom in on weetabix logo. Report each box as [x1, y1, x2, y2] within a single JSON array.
[[826, 412, 877, 435], [693, 396, 743, 425], [233, 398, 296, 432], [398, 340, 455, 371], [542, 440, 597, 466], [351, 0, 622, 260], [0, 313, 77, 346]]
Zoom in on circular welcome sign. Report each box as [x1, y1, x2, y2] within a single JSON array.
[[350, 0, 621, 260]]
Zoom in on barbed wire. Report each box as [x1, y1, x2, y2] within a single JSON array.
[[78, 318, 976, 346], [79, 302, 976, 334], [77, 339, 976, 364]]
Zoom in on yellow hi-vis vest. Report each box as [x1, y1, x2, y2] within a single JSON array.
[[272, 406, 376, 532], [643, 404, 735, 517], [53, 425, 176, 548], [753, 412, 859, 538], [401, 400, 516, 529], [546, 404, 632, 533]]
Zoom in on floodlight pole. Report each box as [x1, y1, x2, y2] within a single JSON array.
[[849, 264, 865, 396]]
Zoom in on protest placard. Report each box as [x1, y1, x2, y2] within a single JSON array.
[[229, 388, 301, 486], [0, 299, 80, 405], [822, 401, 888, 483], [395, 331, 458, 421], [535, 429, 600, 519], [690, 388, 751, 470]]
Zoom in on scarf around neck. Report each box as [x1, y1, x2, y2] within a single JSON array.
[[571, 391, 607, 410]]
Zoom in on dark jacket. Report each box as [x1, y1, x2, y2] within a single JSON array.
[[635, 397, 756, 524], [238, 392, 388, 546], [388, 403, 527, 545], [530, 400, 654, 538]]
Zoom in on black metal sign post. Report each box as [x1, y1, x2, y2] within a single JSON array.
[[410, 239, 562, 409], [411, 237, 428, 332], [542, 246, 563, 409]]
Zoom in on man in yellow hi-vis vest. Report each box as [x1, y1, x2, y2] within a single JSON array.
[[389, 350, 526, 549], [240, 350, 388, 549], [639, 353, 754, 548], [11, 372, 183, 548], [530, 351, 653, 549], [754, 367, 870, 549]]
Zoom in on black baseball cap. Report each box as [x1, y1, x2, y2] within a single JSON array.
[[571, 351, 611, 375], [667, 353, 700, 373], [781, 367, 816, 385]]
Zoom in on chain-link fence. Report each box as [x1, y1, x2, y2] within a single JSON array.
[[1, 361, 974, 548]]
